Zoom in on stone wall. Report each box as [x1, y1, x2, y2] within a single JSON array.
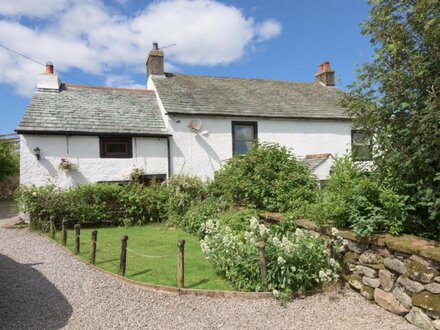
[[259, 213, 440, 330], [342, 241, 440, 330]]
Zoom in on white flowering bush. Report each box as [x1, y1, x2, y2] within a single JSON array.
[[201, 217, 341, 301], [201, 219, 262, 290]]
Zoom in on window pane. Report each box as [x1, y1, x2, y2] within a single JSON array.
[[234, 125, 254, 140], [235, 141, 253, 154], [106, 142, 127, 153], [353, 145, 372, 161], [353, 131, 370, 145]]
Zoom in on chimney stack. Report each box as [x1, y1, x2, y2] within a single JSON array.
[[45, 62, 54, 74], [146, 42, 164, 78], [37, 61, 61, 92], [315, 61, 335, 86]]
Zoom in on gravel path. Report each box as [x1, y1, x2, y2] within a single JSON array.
[[0, 226, 415, 330]]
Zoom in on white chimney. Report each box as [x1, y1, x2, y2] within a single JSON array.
[[37, 62, 61, 92]]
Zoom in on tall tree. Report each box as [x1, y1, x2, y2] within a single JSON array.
[[343, 0, 440, 237]]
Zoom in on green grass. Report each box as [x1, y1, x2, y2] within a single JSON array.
[[50, 224, 232, 290]]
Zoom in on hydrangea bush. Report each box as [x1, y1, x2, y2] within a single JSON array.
[[201, 217, 341, 303]]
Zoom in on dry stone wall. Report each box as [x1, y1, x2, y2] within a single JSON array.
[[342, 241, 440, 330], [259, 213, 440, 330]]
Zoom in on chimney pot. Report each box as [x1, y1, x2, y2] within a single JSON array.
[[37, 61, 61, 91], [315, 61, 335, 86], [152, 42, 159, 50], [45, 62, 54, 75]]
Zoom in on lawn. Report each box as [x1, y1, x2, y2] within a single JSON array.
[[51, 224, 232, 290]]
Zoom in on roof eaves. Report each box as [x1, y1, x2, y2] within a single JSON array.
[[164, 111, 351, 121], [15, 129, 172, 137]]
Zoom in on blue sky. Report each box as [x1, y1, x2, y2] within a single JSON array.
[[0, 0, 373, 134]]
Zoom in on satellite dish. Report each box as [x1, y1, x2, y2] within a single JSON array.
[[189, 119, 203, 131]]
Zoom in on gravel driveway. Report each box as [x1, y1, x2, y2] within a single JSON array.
[[0, 225, 415, 330]]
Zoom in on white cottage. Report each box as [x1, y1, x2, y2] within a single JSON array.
[[17, 45, 363, 188]]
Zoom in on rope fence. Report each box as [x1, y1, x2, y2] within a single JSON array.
[[46, 222, 268, 289]]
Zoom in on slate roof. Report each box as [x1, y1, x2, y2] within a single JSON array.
[[304, 154, 332, 169], [304, 157, 328, 170], [17, 84, 169, 136], [153, 74, 349, 119]]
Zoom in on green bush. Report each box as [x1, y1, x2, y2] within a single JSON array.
[[217, 208, 259, 232], [201, 216, 341, 302], [211, 142, 319, 213], [166, 174, 209, 223], [0, 141, 19, 182], [175, 196, 258, 238], [177, 197, 227, 237], [16, 182, 171, 229], [16, 174, 209, 230], [311, 156, 411, 237]]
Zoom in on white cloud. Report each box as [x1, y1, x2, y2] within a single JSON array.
[[0, 0, 72, 17], [104, 74, 145, 89], [256, 19, 282, 41], [131, 0, 255, 65], [0, 0, 282, 96]]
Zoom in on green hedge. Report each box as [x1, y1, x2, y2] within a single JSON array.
[[16, 183, 166, 228], [16, 175, 208, 229]]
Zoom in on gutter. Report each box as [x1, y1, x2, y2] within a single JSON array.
[[164, 112, 351, 121], [15, 129, 172, 138], [166, 137, 171, 179]]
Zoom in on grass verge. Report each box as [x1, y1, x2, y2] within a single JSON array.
[[50, 224, 232, 290]]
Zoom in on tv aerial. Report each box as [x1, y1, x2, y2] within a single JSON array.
[[152, 41, 177, 51]]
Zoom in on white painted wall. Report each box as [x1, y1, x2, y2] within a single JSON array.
[[147, 75, 353, 180], [20, 135, 168, 187], [166, 116, 352, 179], [313, 157, 335, 181]]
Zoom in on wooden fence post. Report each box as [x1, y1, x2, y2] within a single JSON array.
[[119, 235, 128, 276], [74, 224, 81, 255], [90, 230, 98, 265], [49, 216, 55, 239], [62, 220, 67, 246], [257, 241, 267, 290], [177, 239, 185, 289]]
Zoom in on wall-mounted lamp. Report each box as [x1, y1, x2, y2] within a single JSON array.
[[33, 147, 41, 160]]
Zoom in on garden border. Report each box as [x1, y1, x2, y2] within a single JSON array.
[[35, 229, 274, 300]]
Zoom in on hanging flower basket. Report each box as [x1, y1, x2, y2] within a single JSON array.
[[59, 158, 77, 171]]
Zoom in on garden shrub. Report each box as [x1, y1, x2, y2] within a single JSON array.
[[0, 141, 19, 183], [201, 216, 341, 302], [16, 182, 171, 229], [216, 208, 259, 232], [16, 174, 210, 230], [176, 197, 258, 238], [177, 197, 227, 237], [166, 174, 209, 223], [311, 156, 411, 237], [210, 142, 319, 213]]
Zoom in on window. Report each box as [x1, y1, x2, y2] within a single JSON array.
[[232, 121, 258, 155], [351, 130, 372, 161], [100, 137, 132, 158]]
